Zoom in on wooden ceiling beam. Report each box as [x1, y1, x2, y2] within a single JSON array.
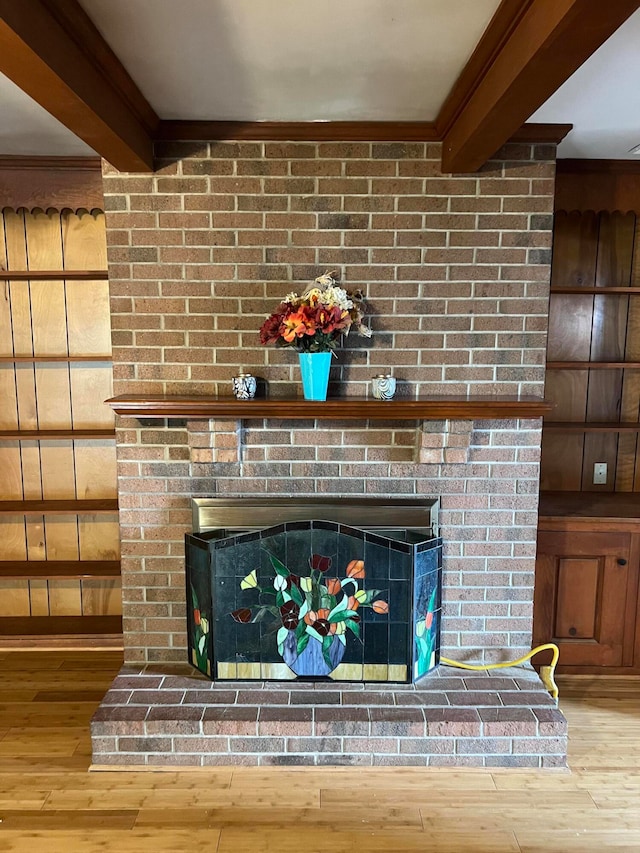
[[0, 0, 158, 172], [439, 0, 640, 173]]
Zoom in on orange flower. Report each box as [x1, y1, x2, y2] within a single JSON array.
[[346, 560, 365, 579], [372, 600, 389, 614], [316, 608, 330, 621], [304, 610, 317, 625], [281, 310, 316, 342], [326, 578, 341, 596], [347, 596, 360, 611], [425, 611, 434, 630], [194, 609, 201, 626]]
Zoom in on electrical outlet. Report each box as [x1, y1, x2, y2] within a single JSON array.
[[593, 462, 608, 485]]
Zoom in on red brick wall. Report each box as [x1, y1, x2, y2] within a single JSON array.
[[102, 140, 555, 664]]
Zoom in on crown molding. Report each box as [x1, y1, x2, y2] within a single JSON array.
[[156, 121, 441, 142], [0, 156, 102, 171], [156, 119, 570, 146]]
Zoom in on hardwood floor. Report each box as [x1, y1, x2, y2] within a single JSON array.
[[0, 651, 638, 852]]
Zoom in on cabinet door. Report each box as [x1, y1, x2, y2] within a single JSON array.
[[534, 531, 637, 667]]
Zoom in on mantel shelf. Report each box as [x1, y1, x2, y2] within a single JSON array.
[[105, 394, 552, 421]]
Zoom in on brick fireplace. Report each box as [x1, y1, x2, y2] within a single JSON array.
[[91, 138, 567, 767]]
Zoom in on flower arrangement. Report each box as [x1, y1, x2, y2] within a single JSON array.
[[231, 551, 388, 670], [259, 271, 372, 353]]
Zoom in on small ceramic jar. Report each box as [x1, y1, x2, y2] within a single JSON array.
[[371, 374, 396, 400], [232, 373, 257, 400]]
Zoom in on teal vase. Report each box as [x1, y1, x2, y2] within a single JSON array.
[[298, 352, 332, 401]]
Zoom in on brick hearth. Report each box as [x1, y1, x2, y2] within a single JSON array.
[[91, 664, 566, 768]]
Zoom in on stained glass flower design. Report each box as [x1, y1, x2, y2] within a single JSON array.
[[232, 552, 389, 669]]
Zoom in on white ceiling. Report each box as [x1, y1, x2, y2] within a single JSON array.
[[79, 0, 500, 121], [532, 8, 640, 159], [0, 1, 638, 160]]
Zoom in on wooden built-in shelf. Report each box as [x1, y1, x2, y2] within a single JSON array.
[[0, 270, 108, 280], [0, 429, 116, 440], [106, 394, 552, 420], [0, 560, 120, 579], [550, 287, 640, 294], [0, 499, 118, 515], [0, 615, 122, 636], [544, 422, 640, 433], [539, 491, 640, 524], [0, 355, 112, 363], [546, 362, 640, 370]]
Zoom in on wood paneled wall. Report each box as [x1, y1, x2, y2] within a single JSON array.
[[0, 208, 120, 627]]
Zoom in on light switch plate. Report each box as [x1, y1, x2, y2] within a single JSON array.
[[593, 462, 607, 484]]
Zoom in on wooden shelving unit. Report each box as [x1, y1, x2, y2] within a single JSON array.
[[0, 201, 121, 641], [535, 207, 640, 675], [542, 209, 640, 494]]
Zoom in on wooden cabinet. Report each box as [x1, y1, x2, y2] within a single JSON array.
[[535, 529, 638, 670], [534, 494, 640, 673]]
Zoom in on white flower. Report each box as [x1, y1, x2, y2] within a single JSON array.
[[274, 574, 287, 591], [324, 285, 353, 311], [358, 324, 373, 338]]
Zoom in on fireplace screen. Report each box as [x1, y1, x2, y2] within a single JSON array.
[[186, 499, 441, 684]]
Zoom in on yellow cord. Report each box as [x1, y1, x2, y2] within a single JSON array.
[[441, 643, 560, 702]]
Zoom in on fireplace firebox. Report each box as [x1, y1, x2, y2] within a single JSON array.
[[185, 498, 441, 683]]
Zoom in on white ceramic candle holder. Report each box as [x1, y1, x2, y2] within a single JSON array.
[[371, 374, 396, 400], [232, 373, 257, 399]]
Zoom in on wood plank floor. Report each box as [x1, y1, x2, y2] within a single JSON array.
[[0, 652, 637, 852]]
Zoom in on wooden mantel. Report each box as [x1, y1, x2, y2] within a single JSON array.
[[105, 394, 552, 420]]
